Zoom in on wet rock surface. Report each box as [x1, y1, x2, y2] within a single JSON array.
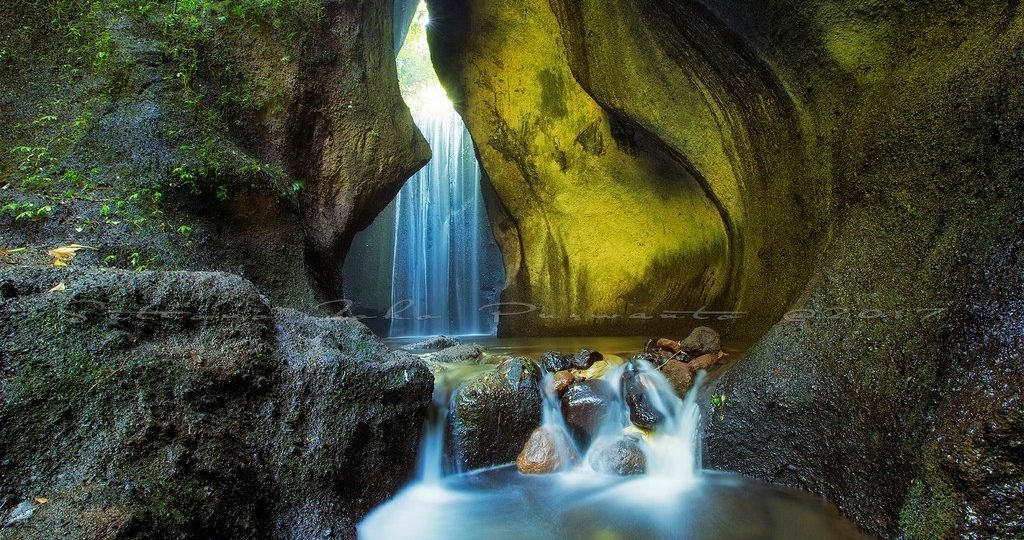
[[541, 351, 572, 373], [551, 370, 575, 395], [621, 362, 665, 430], [516, 427, 580, 474], [561, 379, 616, 446], [588, 435, 647, 476], [0, 268, 432, 540], [448, 358, 543, 470]]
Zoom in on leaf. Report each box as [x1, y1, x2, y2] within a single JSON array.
[[34, 497, 49, 504], [47, 244, 95, 266], [49, 282, 66, 292]]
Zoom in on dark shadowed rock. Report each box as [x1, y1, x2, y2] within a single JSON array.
[[679, 327, 721, 357], [561, 379, 616, 446], [540, 351, 572, 372], [588, 435, 647, 475], [621, 362, 665, 430], [516, 426, 580, 474], [448, 358, 543, 470], [0, 268, 432, 539], [571, 349, 603, 369]]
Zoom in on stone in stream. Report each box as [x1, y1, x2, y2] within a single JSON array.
[[588, 435, 647, 475], [448, 358, 543, 470], [571, 348, 603, 369], [690, 351, 725, 371], [540, 351, 572, 372], [516, 426, 580, 474], [561, 379, 616, 445], [403, 335, 462, 351], [421, 343, 484, 364], [551, 370, 575, 394], [621, 362, 665, 430], [679, 326, 722, 357], [660, 360, 696, 397]]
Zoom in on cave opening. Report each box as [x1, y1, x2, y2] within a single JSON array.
[[342, 0, 505, 338]]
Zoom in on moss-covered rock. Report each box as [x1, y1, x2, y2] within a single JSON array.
[[0, 268, 432, 539], [0, 0, 429, 308], [425, 0, 1023, 536]]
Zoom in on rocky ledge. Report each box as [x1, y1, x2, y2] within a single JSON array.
[[0, 268, 432, 540]]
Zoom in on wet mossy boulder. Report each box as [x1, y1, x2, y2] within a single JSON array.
[[0, 268, 432, 539], [447, 358, 542, 470]]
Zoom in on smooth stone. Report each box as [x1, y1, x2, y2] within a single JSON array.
[[552, 370, 575, 394], [588, 435, 647, 475], [516, 426, 579, 474], [402, 335, 461, 351], [660, 360, 695, 397], [621, 362, 665, 430], [561, 379, 616, 444]]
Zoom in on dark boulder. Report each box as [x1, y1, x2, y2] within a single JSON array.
[[571, 349, 603, 369], [540, 351, 572, 372], [0, 268, 432, 539], [621, 362, 665, 430], [561, 379, 616, 445], [679, 327, 722, 357], [448, 358, 543, 470]]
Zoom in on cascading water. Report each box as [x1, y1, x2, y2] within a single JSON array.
[[359, 358, 861, 539], [387, 107, 498, 337], [341, 0, 503, 338]]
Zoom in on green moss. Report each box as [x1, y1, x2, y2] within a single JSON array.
[[899, 476, 957, 539]]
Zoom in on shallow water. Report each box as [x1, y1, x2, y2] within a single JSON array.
[[363, 336, 862, 540], [358, 467, 864, 539]]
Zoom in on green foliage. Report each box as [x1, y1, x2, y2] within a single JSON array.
[[176, 224, 193, 237], [1, 201, 52, 222]]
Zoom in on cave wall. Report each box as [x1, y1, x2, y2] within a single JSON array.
[[425, 0, 734, 337], [426, 0, 1024, 536], [0, 0, 428, 308]]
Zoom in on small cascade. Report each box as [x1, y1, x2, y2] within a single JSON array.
[[415, 380, 451, 484], [538, 372, 580, 468]]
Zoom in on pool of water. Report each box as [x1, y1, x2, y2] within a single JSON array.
[[359, 467, 864, 539], [363, 335, 863, 540]]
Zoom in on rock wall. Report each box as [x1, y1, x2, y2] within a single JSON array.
[[0, 0, 429, 308], [0, 268, 432, 539], [425, 0, 1024, 536]]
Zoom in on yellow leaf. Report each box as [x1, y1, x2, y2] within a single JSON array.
[[49, 282, 66, 292], [34, 497, 49, 504], [47, 244, 94, 266]]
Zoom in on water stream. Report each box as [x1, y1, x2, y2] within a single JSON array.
[[359, 354, 863, 539]]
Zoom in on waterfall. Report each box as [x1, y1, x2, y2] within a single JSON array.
[[343, 105, 504, 337]]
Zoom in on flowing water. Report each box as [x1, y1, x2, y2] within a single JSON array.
[[359, 343, 863, 539], [342, 106, 503, 338]]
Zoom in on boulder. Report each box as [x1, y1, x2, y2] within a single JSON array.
[[588, 435, 647, 475], [540, 351, 572, 373], [690, 352, 725, 372], [516, 426, 579, 474], [0, 268, 432, 539], [421, 343, 484, 364], [561, 379, 616, 445], [571, 349, 603, 369], [403, 335, 462, 351], [448, 358, 543, 470], [679, 327, 722, 357], [621, 362, 665, 430]]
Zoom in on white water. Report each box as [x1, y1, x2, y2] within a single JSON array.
[[343, 105, 503, 338]]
